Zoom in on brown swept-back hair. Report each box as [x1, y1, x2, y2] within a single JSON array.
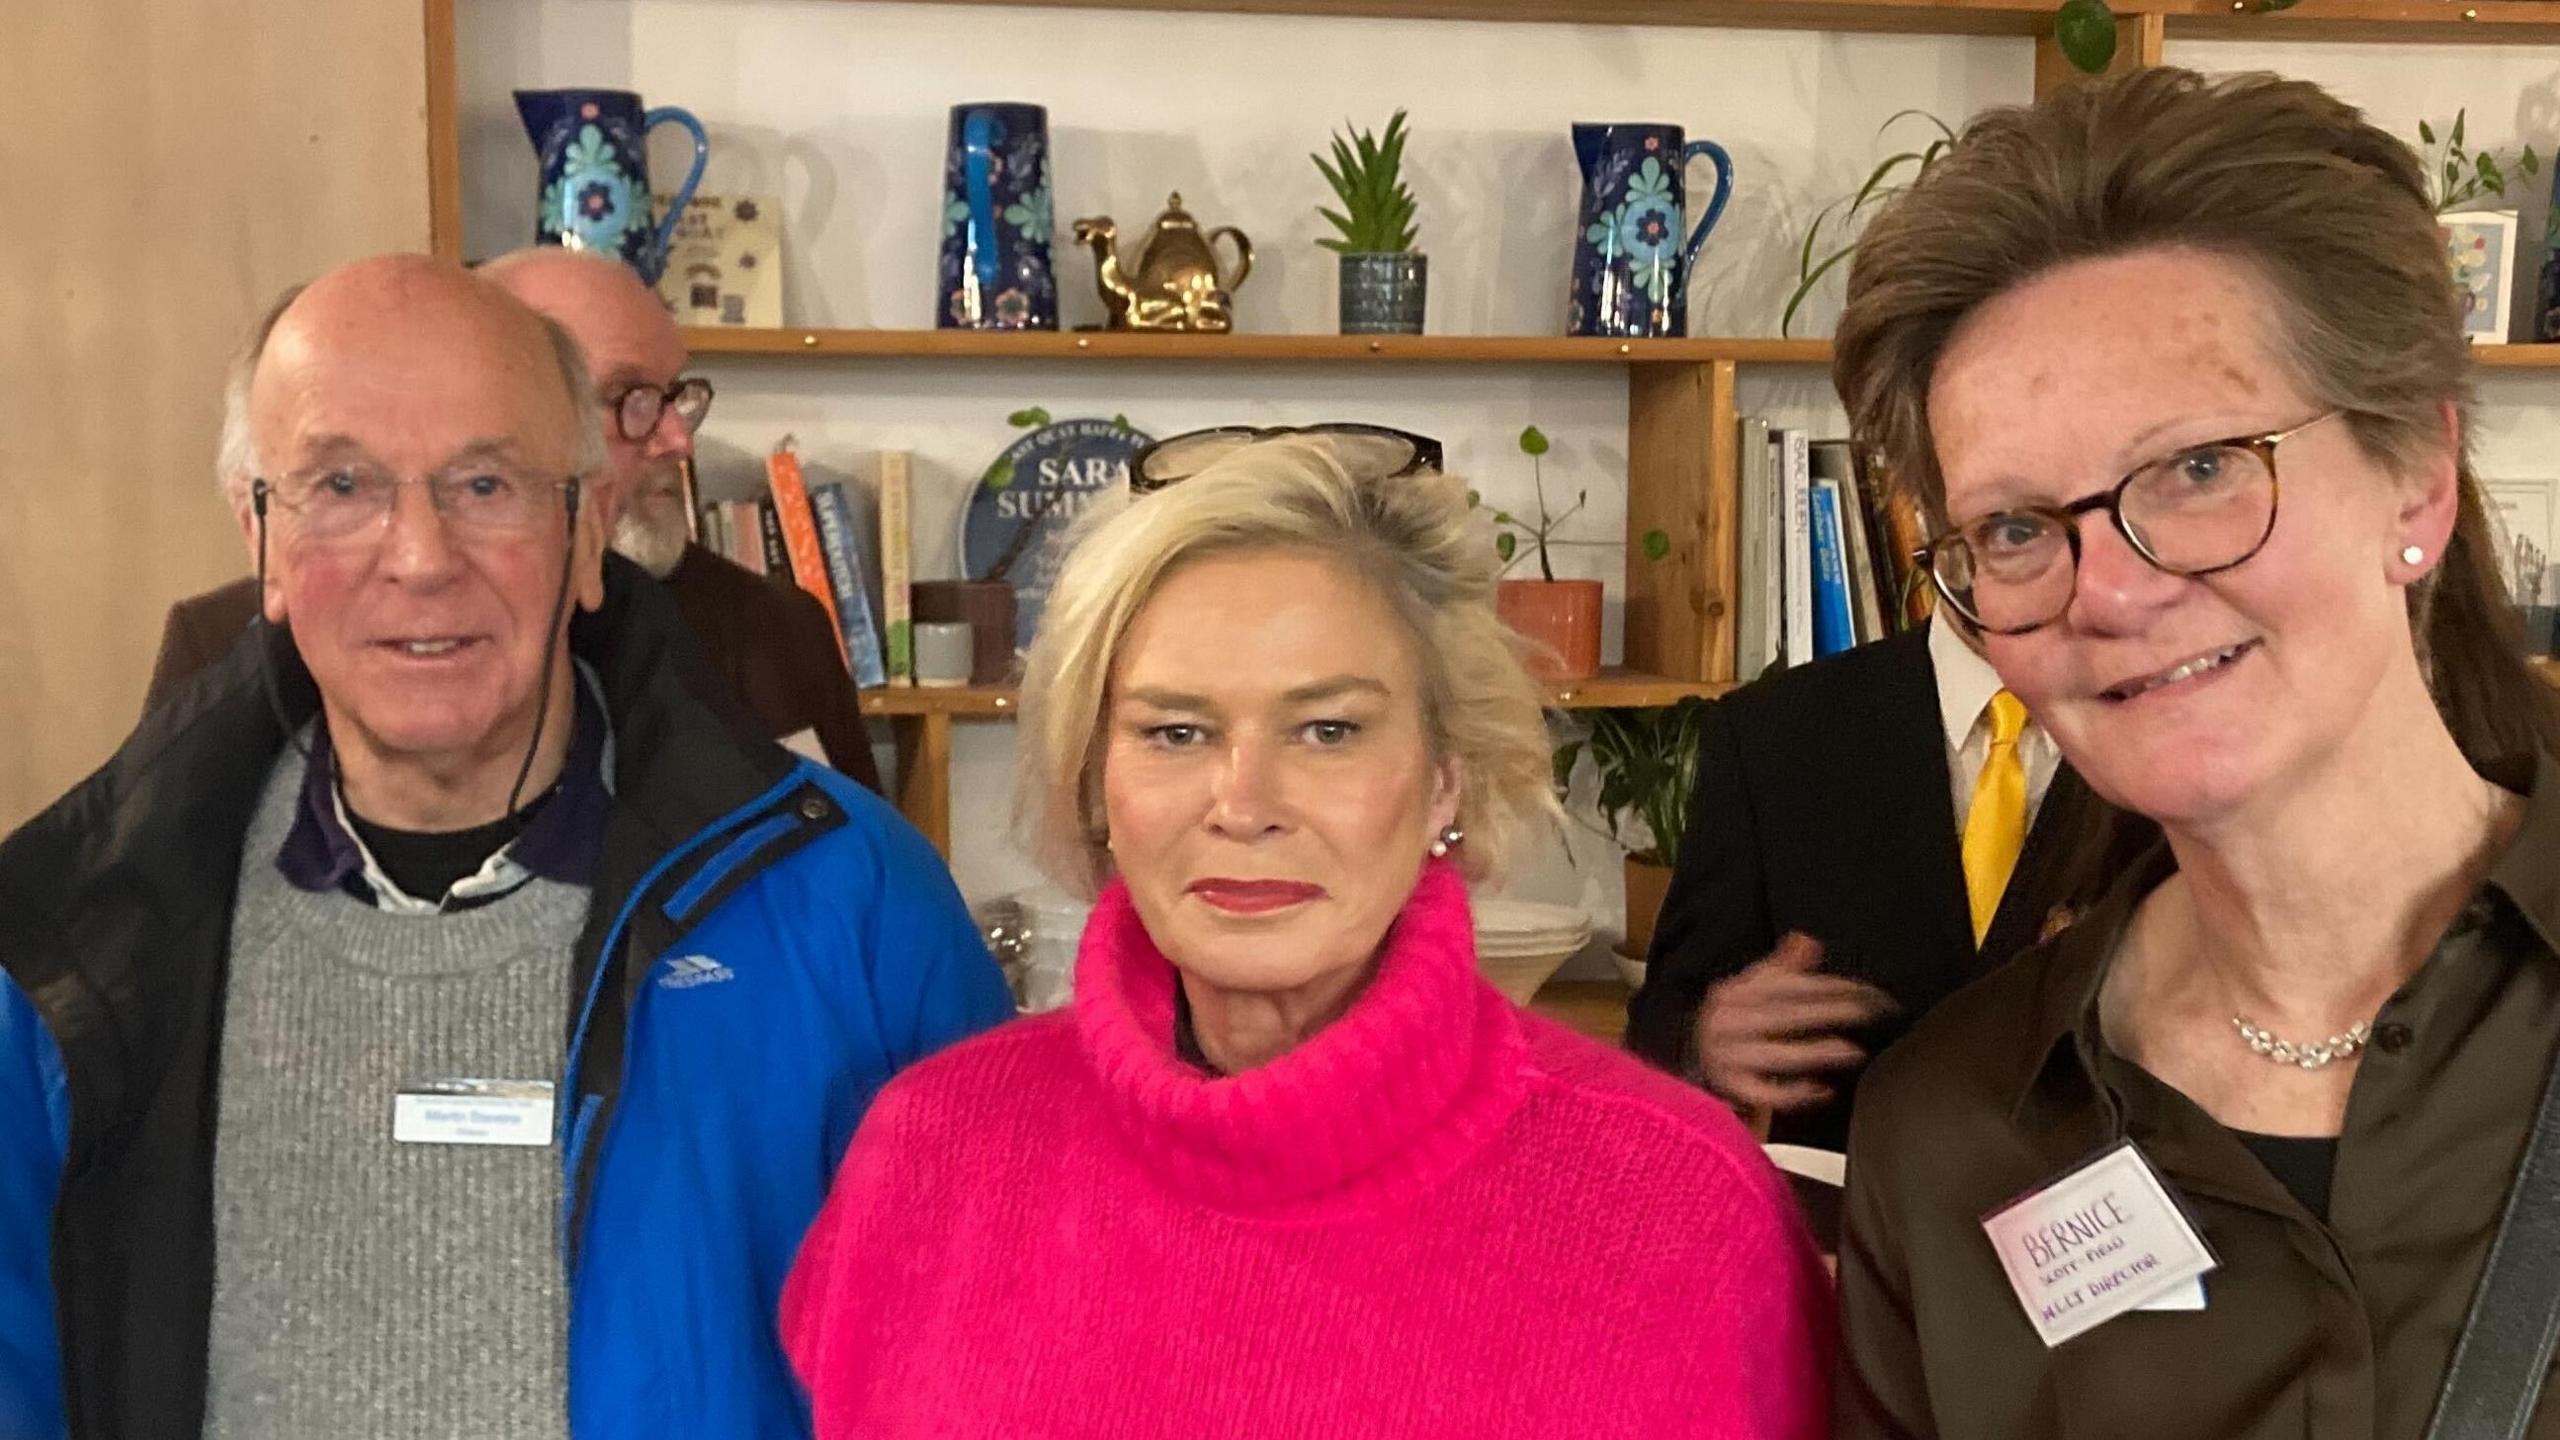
[[1835, 65, 2560, 768]]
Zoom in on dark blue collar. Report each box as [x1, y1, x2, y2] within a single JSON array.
[[276, 665, 611, 911]]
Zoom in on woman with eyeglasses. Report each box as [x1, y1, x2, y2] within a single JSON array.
[[1828, 68, 2560, 1439], [780, 432, 1832, 1438]]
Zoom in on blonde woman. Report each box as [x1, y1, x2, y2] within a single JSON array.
[[782, 432, 1831, 1438], [1830, 69, 2560, 1436]]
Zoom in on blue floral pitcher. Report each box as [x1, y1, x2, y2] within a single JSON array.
[[515, 89, 710, 285], [1566, 123, 1735, 338], [939, 103, 1058, 330]]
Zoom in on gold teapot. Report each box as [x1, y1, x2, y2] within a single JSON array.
[[1072, 192, 1253, 333]]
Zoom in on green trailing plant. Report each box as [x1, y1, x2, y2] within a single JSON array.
[[1550, 697, 1710, 869], [1313, 110, 1420, 254], [1780, 111, 1956, 339], [1472, 426, 1671, 581], [2419, 111, 2542, 214]]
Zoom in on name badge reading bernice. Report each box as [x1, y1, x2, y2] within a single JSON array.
[[1980, 1141, 2218, 1347], [392, 1079, 556, 1147]]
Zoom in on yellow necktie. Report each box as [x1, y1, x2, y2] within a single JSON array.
[[1961, 690, 2029, 947]]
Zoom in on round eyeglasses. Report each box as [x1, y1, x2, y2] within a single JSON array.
[[1130, 423, 1443, 496], [607, 376, 715, 443], [1919, 411, 2343, 635]]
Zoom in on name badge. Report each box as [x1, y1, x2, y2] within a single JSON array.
[[1980, 1141, 2218, 1347], [391, 1079, 556, 1147]]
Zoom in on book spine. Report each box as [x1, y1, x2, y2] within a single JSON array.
[[763, 439, 848, 667], [809, 481, 889, 688], [1733, 416, 1773, 682], [727, 500, 764, 575], [879, 451, 915, 686], [1781, 430, 1814, 668], [1816, 441, 1885, 644], [1809, 480, 1856, 657], [756, 496, 788, 578]]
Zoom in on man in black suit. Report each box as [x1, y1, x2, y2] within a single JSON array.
[[1627, 616, 2144, 1152], [148, 250, 883, 795]]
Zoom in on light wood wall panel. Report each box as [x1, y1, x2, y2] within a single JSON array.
[[0, 0, 431, 828]]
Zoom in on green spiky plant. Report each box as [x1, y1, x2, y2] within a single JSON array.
[[1780, 111, 1955, 339], [1313, 110, 1420, 254]]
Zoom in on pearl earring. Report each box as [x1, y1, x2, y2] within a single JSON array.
[[2402, 544, 2426, 565], [1429, 825, 1465, 859]]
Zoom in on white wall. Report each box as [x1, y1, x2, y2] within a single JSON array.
[[456, 0, 2560, 962]]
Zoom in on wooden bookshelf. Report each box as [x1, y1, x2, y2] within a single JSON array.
[[1525, 978, 1634, 1048], [682, 327, 1834, 366], [686, 327, 2560, 371], [807, 0, 2560, 44]]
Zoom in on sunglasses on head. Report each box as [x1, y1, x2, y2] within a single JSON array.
[[1129, 423, 1444, 496]]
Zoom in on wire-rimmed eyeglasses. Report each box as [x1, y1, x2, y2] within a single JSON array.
[[1919, 411, 2343, 635]]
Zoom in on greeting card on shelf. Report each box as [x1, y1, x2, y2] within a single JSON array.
[[652, 193, 782, 328]]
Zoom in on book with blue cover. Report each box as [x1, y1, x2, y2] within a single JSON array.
[[807, 480, 889, 687], [1809, 479, 1857, 658]]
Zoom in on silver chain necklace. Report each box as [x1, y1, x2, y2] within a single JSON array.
[[2232, 1016, 2373, 1070]]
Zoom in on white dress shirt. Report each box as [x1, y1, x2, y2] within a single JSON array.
[[1929, 611, 2062, 835]]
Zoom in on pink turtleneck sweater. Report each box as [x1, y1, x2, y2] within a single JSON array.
[[782, 862, 1832, 1438]]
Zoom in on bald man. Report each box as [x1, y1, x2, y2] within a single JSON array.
[[0, 255, 1010, 1440], [146, 248, 884, 794]]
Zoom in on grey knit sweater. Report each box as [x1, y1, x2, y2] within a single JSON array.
[[203, 752, 586, 1440]]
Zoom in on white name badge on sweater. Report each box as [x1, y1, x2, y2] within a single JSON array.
[[391, 1079, 556, 1147], [1980, 1141, 2218, 1347]]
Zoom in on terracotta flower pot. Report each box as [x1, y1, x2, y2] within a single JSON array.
[[1496, 578, 1603, 681], [1623, 856, 1673, 959]]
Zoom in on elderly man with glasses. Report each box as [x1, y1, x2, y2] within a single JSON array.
[[144, 248, 884, 793], [0, 254, 1011, 1440]]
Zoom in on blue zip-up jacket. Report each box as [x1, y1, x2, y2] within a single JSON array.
[[0, 559, 1014, 1439]]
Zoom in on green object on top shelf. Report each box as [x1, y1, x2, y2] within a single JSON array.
[[1314, 110, 1420, 254], [2055, 0, 2117, 72], [1781, 110, 1955, 338]]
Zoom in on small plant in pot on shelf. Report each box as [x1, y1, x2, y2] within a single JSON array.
[[1551, 696, 1708, 981], [1478, 425, 1670, 682], [1314, 109, 1426, 335], [2421, 112, 2541, 345]]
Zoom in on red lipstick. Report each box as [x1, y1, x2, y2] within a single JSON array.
[[1187, 878, 1325, 914]]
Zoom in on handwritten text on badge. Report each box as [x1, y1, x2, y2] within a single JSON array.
[[1980, 1142, 2217, 1347]]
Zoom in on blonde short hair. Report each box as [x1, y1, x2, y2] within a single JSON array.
[[1015, 435, 1561, 896]]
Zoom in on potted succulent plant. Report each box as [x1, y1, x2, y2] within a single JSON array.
[[1551, 697, 1709, 973], [1480, 425, 1669, 681], [1314, 110, 1425, 335]]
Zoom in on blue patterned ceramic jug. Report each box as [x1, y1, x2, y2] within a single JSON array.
[[515, 89, 710, 285], [1566, 123, 1735, 338], [939, 103, 1058, 330]]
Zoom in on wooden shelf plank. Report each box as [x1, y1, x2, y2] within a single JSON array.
[[1527, 978, 1632, 1048], [861, 667, 1730, 719], [678, 332, 2560, 371], [683, 327, 1833, 366], [834, 0, 2560, 41]]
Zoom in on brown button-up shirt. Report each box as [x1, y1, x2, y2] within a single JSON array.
[[1838, 753, 2560, 1439]]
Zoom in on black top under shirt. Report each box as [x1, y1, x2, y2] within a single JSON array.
[[344, 791, 553, 906], [2231, 1128, 2339, 1222]]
